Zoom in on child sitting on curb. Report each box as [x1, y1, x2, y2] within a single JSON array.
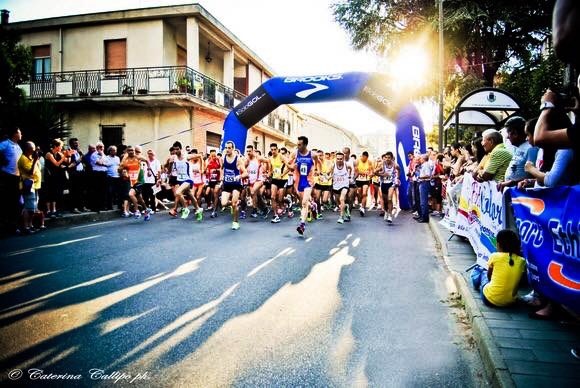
[[471, 229, 526, 307]]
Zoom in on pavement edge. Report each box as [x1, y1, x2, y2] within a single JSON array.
[[428, 219, 515, 388]]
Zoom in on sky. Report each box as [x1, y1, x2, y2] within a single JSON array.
[[1, 0, 434, 138]]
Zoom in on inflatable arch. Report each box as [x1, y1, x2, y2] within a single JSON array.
[[221, 72, 426, 209]]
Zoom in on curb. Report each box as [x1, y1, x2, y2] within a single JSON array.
[[428, 219, 515, 388]]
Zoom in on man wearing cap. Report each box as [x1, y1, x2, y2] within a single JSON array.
[[474, 129, 512, 183], [498, 117, 538, 190]]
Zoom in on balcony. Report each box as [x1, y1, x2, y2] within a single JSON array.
[[17, 65, 246, 110], [17, 65, 293, 139]]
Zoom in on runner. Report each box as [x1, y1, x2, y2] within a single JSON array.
[[118, 145, 152, 221], [376, 151, 399, 223], [165, 145, 196, 219], [221, 141, 248, 230], [245, 144, 269, 218], [342, 146, 356, 222], [314, 150, 333, 217], [355, 151, 374, 216], [332, 152, 351, 224], [204, 149, 222, 218], [268, 143, 290, 224], [188, 149, 205, 221], [288, 136, 320, 236]]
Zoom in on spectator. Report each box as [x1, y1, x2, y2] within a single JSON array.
[[90, 142, 109, 212], [44, 138, 70, 218], [105, 145, 121, 210], [471, 229, 526, 307], [142, 149, 161, 211], [474, 129, 512, 183], [67, 138, 88, 213], [449, 143, 466, 181], [405, 151, 419, 213], [430, 154, 445, 216], [18, 141, 45, 233], [414, 154, 431, 223], [498, 116, 538, 190], [0, 127, 23, 235]]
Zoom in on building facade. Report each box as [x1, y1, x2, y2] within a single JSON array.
[[7, 4, 300, 155], [299, 114, 364, 155]]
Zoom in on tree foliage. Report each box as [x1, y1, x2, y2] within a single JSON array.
[[332, 0, 554, 86]]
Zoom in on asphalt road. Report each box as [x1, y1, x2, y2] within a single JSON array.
[[0, 209, 487, 387]]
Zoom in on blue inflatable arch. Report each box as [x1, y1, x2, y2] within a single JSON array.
[[221, 72, 426, 209]]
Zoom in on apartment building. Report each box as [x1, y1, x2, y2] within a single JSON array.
[[6, 4, 300, 155]]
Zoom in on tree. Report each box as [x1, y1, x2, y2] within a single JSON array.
[[0, 27, 32, 128], [332, 0, 553, 86]]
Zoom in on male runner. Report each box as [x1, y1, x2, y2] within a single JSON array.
[[332, 152, 351, 224], [245, 144, 269, 218], [221, 141, 248, 230], [376, 151, 399, 223], [313, 150, 333, 216], [204, 149, 222, 217], [268, 143, 290, 223], [342, 146, 356, 222], [118, 145, 151, 221], [288, 136, 320, 235], [355, 151, 373, 216]]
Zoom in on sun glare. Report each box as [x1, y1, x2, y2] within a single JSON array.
[[388, 45, 430, 89]]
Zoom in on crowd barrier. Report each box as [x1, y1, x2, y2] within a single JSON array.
[[441, 176, 580, 313]]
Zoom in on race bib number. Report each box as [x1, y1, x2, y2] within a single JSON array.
[[224, 174, 235, 183], [273, 167, 282, 177], [300, 163, 308, 176], [335, 175, 347, 185], [210, 171, 218, 181], [177, 172, 189, 181], [288, 175, 294, 185]]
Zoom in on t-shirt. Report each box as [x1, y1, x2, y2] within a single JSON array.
[[484, 143, 513, 182], [144, 158, 161, 184], [505, 141, 535, 181], [18, 154, 42, 190], [0, 139, 22, 176], [483, 252, 526, 307]]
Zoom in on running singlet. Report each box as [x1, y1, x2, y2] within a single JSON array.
[[381, 162, 397, 184], [190, 160, 204, 185], [173, 158, 190, 183], [318, 159, 333, 186], [125, 158, 141, 187], [206, 158, 221, 182], [247, 159, 260, 184], [270, 154, 285, 180], [356, 159, 372, 181], [295, 151, 314, 191], [333, 164, 349, 190], [223, 155, 241, 185]]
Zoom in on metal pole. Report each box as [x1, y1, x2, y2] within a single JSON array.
[[437, 0, 444, 152]]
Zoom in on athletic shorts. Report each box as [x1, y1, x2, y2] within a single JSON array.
[[333, 187, 349, 195], [177, 180, 193, 188], [222, 184, 243, 193], [271, 178, 287, 189], [168, 176, 178, 186], [372, 182, 380, 188], [356, 180, 371, 188], [380, 182, 394, 194], [349, 183, 357, 189], [208, 181, 220, 188], [314, 184, 331, 192], [192, 182, 204, 189]]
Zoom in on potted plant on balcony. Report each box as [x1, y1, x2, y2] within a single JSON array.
[[90, 88, 100, 96], [177, 77, 191, 93], [122, 84, 134, 95]]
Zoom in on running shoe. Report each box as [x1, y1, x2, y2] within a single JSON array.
[[206, 206, 214, 212], [169, 208, 178, 217], [262, 207, 271, 219], [296, 222, 305, 235], [232, 221, 240, 230], [210, 211, 217, 218], [387, 214, 393, 223], [134, 212, 141, 219], [181, 207, 190, 219], [337, 217, 344, 224], [195, 208, 203, 221], [251, 209, 258, 218], [359, 207, 365, 217], [333, 206, 339, 212], [316, 213, 323, 220], [122, 211, 131, 218], [287, 211, 294, 218], [240, 210, 246, 219], [306, 214, 312, 222], [144, 211, 151, 221], [271, 215, 281, 223]]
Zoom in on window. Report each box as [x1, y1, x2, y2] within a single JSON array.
[[105, 39, 127, 73], [100, 125, 124, 149], [207, 132, 222, 148], [32, 45, 51, 81]]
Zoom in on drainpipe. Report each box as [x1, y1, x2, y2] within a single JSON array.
[[59, 28, 63, 72]]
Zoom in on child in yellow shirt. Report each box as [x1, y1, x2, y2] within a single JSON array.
[[471, 229, 526, 307]]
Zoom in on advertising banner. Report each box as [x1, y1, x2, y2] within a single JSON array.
[[454, 174, 504, 267], [510, 186, 580, 313]]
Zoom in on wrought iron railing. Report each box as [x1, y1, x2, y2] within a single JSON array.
[[18, 65, 292, 137], [19, 65, 247, 110]]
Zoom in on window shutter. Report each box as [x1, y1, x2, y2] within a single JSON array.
[[105, 39, 127, 71], [32, 45, 51, 58]]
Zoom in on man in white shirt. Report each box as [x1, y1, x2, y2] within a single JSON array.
[[90, 142, 109, 212], [0, 127, 23, 234]]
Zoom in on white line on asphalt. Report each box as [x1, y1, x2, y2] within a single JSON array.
[[70, 221, 115, 230], [5, 235, 102, 256]]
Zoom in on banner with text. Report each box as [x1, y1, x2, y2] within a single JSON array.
[[510, 186, 580, 313], [454, 174, 504, 267]]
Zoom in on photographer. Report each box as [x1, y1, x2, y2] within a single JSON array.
[[44, 138, 70, 218]]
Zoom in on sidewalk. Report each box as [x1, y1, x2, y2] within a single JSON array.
[[429, 219, 580, 387]]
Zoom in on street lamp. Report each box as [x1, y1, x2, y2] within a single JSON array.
[[438, 0, 444, 152]]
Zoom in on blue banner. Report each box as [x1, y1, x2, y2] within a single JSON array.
[[395, 104, 426, 209], [510, 186, 580, 313]]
